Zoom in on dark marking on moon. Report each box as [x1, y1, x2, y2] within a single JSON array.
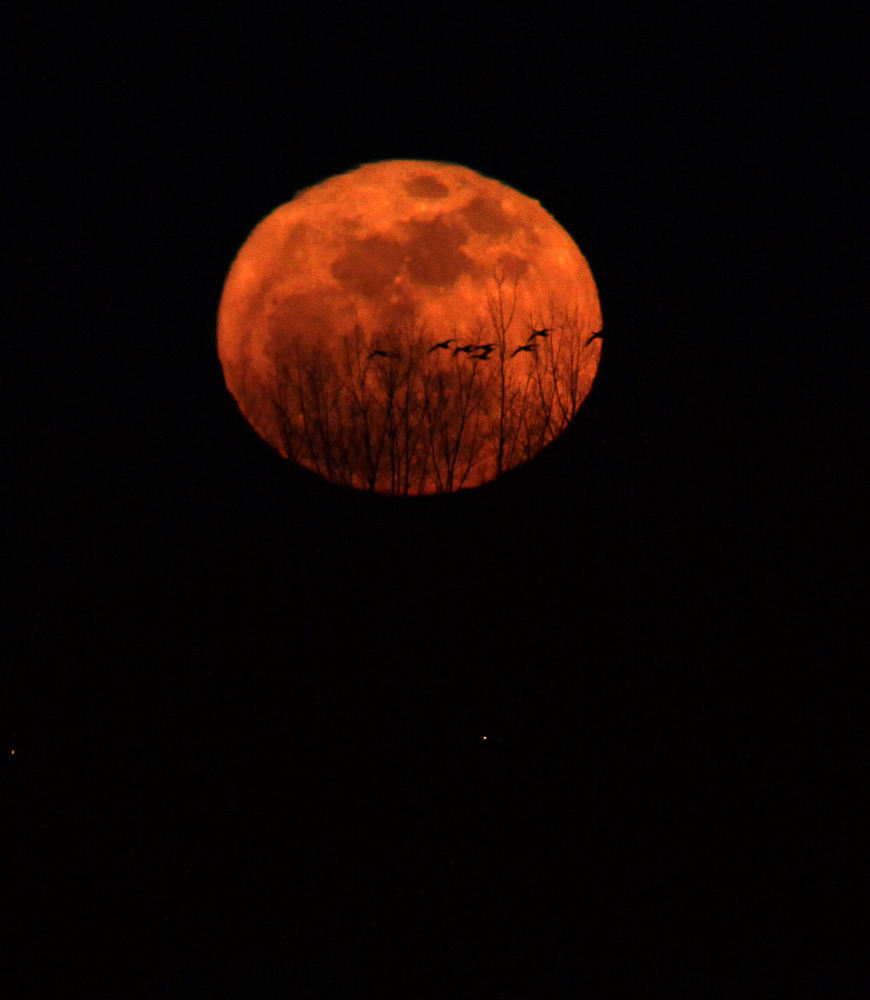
[[495, 252, 530, 280], [404, 175, 450, 199], [332, 216, 476, 294], [263, 288, 349, 361], [402, 216, 474, 287], [330, 234, 408, 297], [462, 196, 516, 237]]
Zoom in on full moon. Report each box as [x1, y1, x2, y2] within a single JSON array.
[[217, 160, 602, 494]]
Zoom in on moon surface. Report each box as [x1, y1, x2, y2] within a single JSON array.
[[217, 160, 602, 494]]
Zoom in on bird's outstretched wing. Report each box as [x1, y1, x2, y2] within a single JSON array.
[[526, 328, 551, 341]]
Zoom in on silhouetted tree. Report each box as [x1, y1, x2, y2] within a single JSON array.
[[255, 278, 601, 494]]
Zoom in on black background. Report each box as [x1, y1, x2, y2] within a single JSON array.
[[3, 3, 864, 996]]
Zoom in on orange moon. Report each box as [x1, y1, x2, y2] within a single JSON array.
[[217, 160, 602, 494]]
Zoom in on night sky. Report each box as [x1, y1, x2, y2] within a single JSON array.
[[3, 4, 863, 996]]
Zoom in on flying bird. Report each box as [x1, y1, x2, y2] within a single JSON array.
[[453, 344, 478, 355], [526, 328, 551, 341], [472, 343, 496, 355], [471, 346, 495, 360], [511, 344, 537, 357], [428, 339, 456, 353], [367, 350, 399, 359]]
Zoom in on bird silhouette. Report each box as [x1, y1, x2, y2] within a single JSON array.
[[511, 344, 537, 358], [472, 343, 496, 356], [526, 327, 551, 342], [585, 332, 603, 345], [453, 344, 478, 355], [428, 339, 456, 353], [367, 350, 399, 359]]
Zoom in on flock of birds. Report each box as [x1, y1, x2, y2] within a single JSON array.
[[366, 328, 602, 362]]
